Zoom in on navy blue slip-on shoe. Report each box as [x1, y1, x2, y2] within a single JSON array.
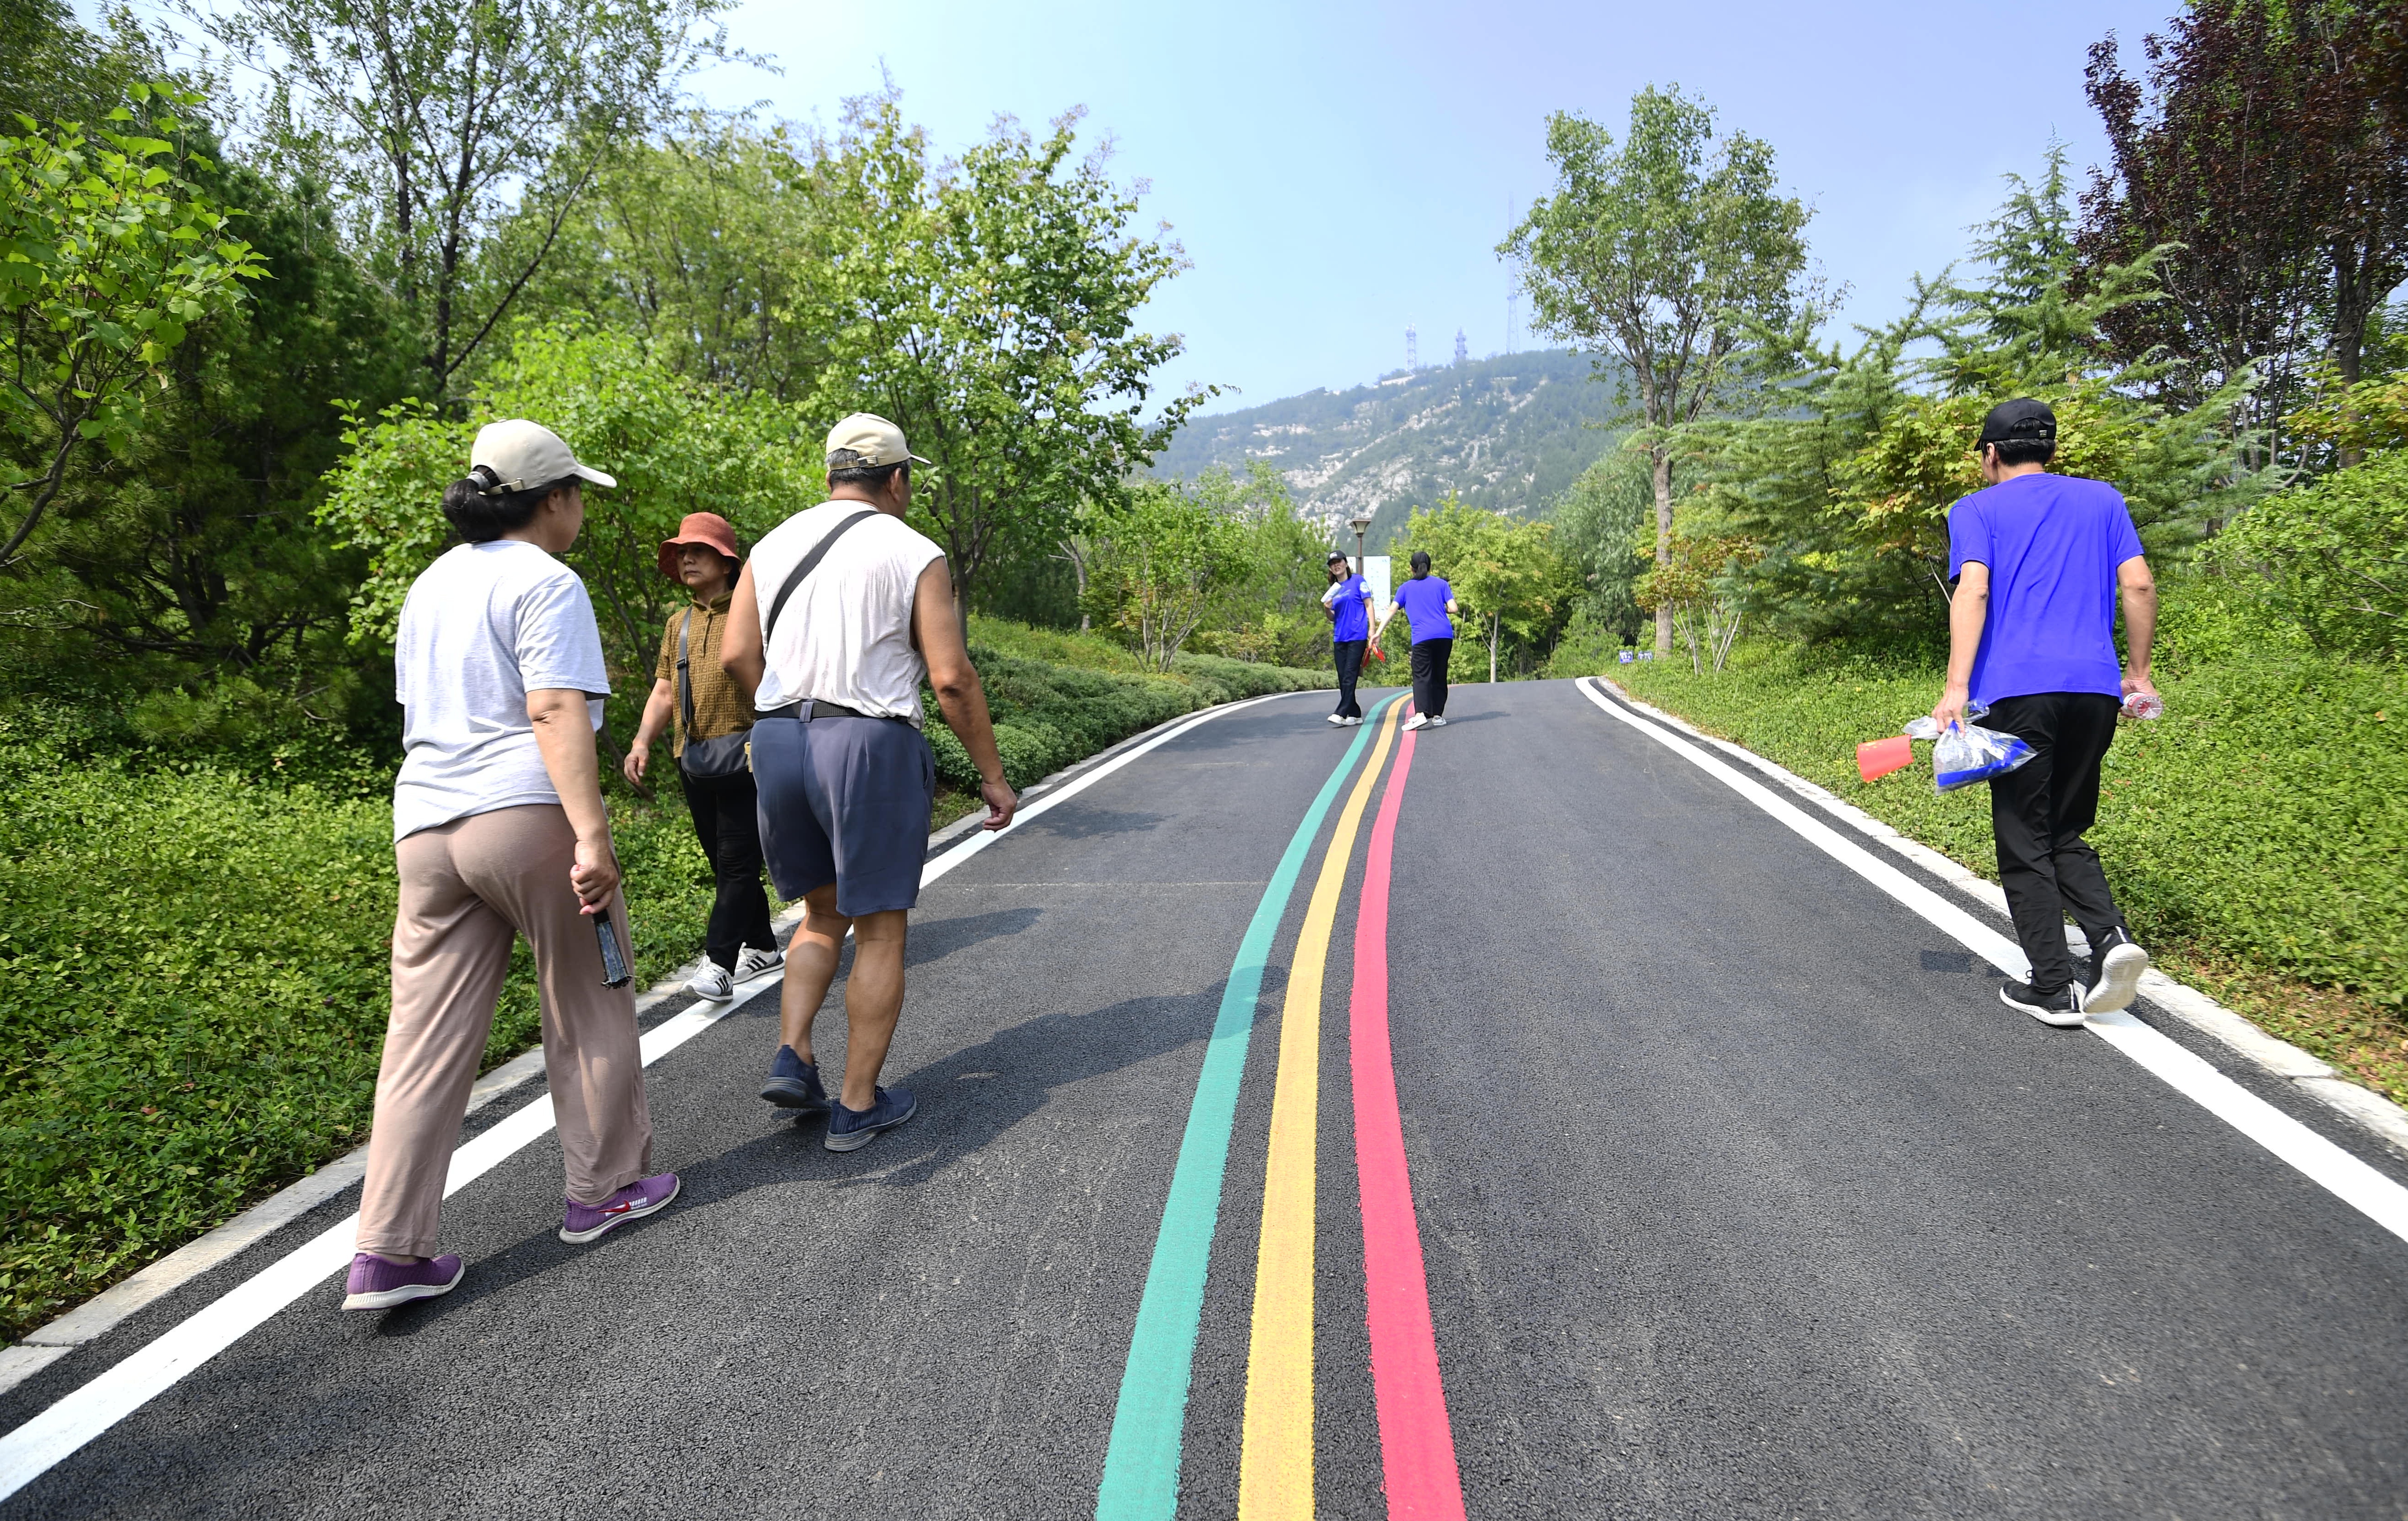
[[824, 1085, 917, 1152], [760, 1045, 829, 1112]]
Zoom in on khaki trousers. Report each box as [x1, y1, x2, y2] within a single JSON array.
[[358, 804, 653, 1257]]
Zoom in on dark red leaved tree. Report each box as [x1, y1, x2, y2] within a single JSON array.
[[2080, 2, 2408, 468]]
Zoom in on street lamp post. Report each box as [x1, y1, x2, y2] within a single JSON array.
[[1347, 512, 1373, 575]]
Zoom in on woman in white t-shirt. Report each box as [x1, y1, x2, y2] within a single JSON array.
[[343, 420, 677, 1313]]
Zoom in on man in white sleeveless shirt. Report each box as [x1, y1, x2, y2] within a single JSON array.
[[722, 415, 1016, 1151]]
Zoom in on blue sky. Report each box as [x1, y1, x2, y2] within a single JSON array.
[[691, 0, 2185, 414]]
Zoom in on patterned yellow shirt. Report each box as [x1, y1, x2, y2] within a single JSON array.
[[652, 592, 755, 758]]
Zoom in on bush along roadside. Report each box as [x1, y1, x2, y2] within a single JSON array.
[[1593, 633, 2408, 1111], [0, 625, 1332, 1344]]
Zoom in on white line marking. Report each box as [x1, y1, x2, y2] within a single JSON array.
[[1573, 677, 2408, 1248], [0, 689, 1302, 1503]]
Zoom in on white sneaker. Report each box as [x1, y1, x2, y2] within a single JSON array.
[[2082, 935, 2149, 1014], [733, 945, 785, 983], [1428, 715, 1448, 727], [1343, 715, 1362, 726], [1327, 712, 1347, 726], [686, 962, 735, 1001], [1402, 713, 1429, 731]]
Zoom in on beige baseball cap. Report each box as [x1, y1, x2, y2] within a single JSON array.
[[470, 419, 617, 492], [825, 413, 930, 470]]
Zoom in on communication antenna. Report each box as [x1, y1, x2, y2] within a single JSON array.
[[1454, 328, 1467, 366], [1506, 289, 1518, 356], [1406, 322, 1418, 372]]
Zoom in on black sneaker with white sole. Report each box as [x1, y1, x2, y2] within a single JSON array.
[[2001, 978, 2088, 1027], [2081, 929, 2150, 1014]]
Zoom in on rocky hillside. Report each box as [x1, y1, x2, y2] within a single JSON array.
[[1151, 348, 1627, 549]]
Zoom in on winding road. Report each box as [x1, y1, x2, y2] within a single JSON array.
[[6, 678, 2407, 1519]]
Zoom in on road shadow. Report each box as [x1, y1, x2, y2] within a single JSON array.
[[906, 906, 1042, 968], [1017, 806, 1164, 842]]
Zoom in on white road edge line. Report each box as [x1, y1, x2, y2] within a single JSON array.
[[1573, 676, 2408, 1249], [1592, 678, 2408, 1160], [0, 688, 1303, 1504]]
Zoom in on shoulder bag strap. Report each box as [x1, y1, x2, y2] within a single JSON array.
[[675, 608, 697, 739], [764, 508, 879, 649]]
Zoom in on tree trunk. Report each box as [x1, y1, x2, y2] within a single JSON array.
[[1489, 611, 1500, 683], [1651, 442, 1675, 656]]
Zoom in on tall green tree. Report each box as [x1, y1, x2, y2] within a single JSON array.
[[182, 0, 739, 396], [1083, 479, 1251, 671], [1392, 494, 1579, 681], [0, 85, 266, 572], [28, 152, 417, 734], [1501, 86, 1812, 655], [2079, 2, 2408, 464], [320, 325, 816, 690], [795, 100, 1211, 629], [509, 115, 829, 400]]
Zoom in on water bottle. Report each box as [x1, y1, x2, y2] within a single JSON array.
[[2121, 692, 2164, 721]]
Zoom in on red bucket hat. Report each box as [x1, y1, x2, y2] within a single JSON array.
[[657, 512, 742, 579]]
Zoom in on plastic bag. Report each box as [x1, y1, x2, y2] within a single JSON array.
[[1902, 705, 2037, 793]]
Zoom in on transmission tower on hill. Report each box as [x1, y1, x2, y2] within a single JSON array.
[[1406, 323, 1417, 371], [1454, 328, 1467, 366]]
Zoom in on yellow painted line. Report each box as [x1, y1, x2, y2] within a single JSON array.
[[1237, 703, 1404, 1521]]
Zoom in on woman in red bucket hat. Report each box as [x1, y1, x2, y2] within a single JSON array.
[[625, 512, 783, 1001]]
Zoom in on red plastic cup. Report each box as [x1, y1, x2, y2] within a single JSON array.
[[1856, 735, 1914, 783]]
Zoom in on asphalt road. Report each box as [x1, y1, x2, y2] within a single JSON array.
[[8, 678, 2407, 1519]]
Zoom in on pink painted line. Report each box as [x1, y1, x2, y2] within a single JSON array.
[[1348, 716, 1467, 1521]]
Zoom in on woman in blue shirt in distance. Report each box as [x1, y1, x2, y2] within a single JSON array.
[[1383, 550, 1456, 730], [1321, 550, 1373, 727]]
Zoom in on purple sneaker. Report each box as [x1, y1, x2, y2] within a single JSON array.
[[342, 1252, 464, 1310], [559, 1171, 680, 1243]]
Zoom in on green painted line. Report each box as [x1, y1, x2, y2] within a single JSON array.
[[1095, 692, 1402, 1521]]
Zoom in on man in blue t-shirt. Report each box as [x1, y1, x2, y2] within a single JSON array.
[[1934, 398, 2159, 1027], [1322, 551, 1374, 727]]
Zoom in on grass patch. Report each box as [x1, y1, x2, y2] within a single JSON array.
[[1583, 632, 2408, 1108], [0, 623, 1327, 1343]]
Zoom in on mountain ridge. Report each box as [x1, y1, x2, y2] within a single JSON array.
[[1151, 348, 1628, 550]]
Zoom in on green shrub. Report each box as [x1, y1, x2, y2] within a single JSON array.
[[2202, 448, 2408, 658]]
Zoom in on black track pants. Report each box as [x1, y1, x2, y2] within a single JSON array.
[[1411, 638, 1452, 718], [680, 762, 777, 971], [1333, 640, 1366, 718], [1982, 691, 2130, 994]]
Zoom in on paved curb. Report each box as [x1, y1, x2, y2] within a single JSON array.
[[0, 683, 1316, 1392], [1598, 678, 2408, 1163]]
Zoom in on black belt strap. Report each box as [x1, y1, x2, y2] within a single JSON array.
[[761, 698, 895, 722]]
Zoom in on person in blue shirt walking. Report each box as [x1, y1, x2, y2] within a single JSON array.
[[1932, 398, 2158, 1027], [1322, 550, 1374, 727], [1384, 550, 1457, 731]]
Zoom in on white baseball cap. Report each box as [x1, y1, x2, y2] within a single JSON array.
[[825, 413, 930, 470], [469, 419, 616, 492]]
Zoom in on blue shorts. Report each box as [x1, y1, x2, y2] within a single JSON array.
[[749, 715, 936, 916]]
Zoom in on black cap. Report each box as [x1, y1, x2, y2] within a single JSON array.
[[1328, 550, 1350, 563], [1978, 397, 2057, 446]]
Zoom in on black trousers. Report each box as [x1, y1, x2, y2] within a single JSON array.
[[1983, 692, 2130, 993], [1410, 638, 1452, 717], [680, 761, 776, 971], [1332, 639, 1367, 717]]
